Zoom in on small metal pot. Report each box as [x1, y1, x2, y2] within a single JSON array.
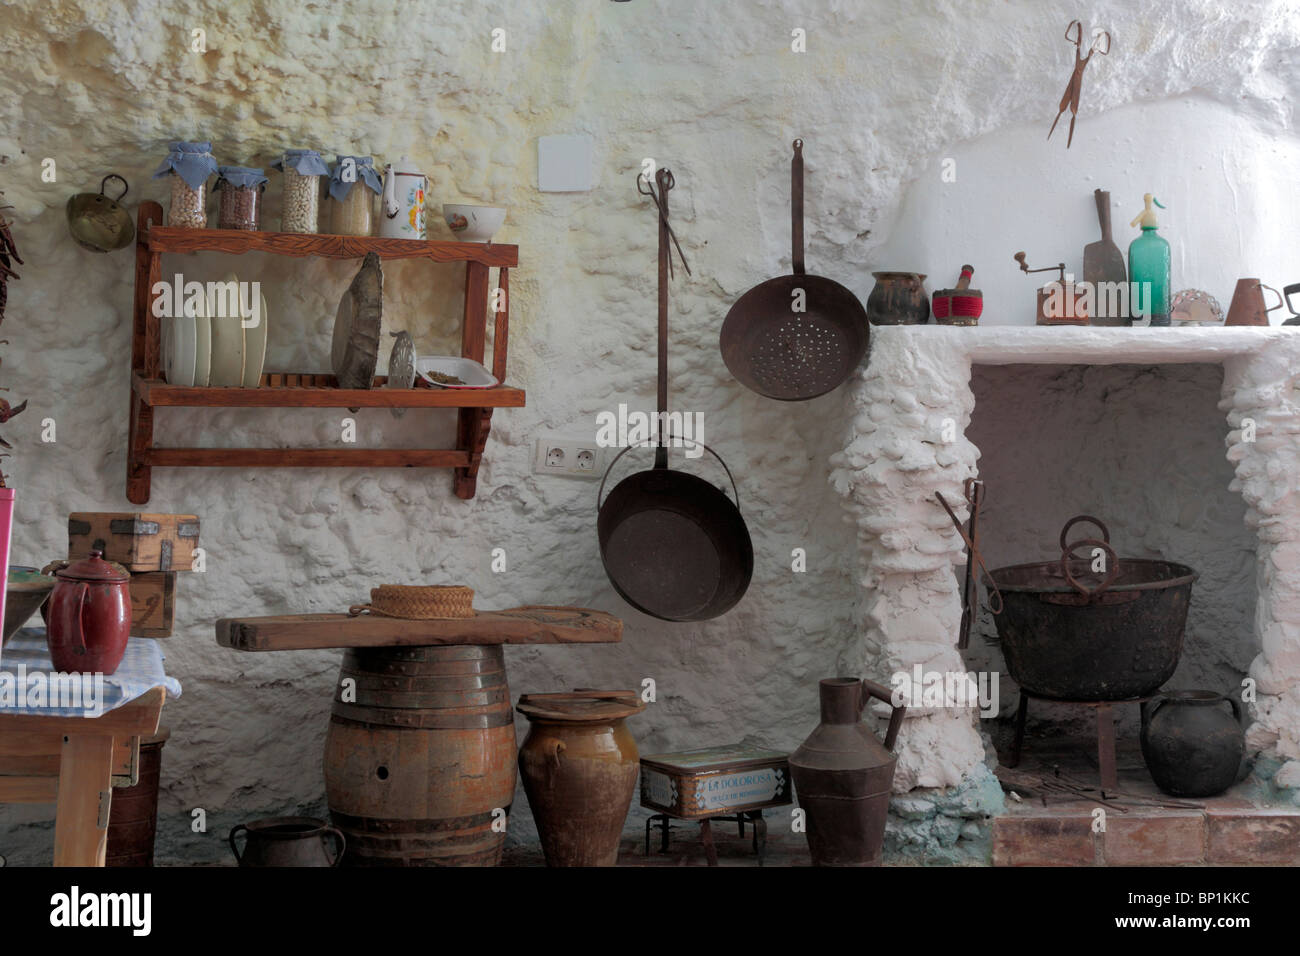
[[229, 817, 346, 867], [867, 272, 930, 325], [66, 174, 135, 253], [46, 550, 132, 675]]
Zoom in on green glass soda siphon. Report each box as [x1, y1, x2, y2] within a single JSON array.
[[1128, 194, 1170, 326]]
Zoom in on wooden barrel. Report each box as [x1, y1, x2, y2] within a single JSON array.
[[323, 645, 516, 866], [106, 727, 170, 867]]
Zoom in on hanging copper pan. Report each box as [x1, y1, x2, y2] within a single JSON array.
[[720, 140, 869, 401]]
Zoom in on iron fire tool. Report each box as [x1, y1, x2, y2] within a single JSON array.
[[1047, 19, 1111, 148], [935, 479, 1002, 650]]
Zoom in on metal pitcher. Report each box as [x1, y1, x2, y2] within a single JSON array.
[[229, 817, 346, 867], [789, 677, 906, 866], [1224, 278, 1284, 326], [380, 157, 426, 239]]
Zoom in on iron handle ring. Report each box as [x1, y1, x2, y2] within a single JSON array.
[[1059, 514, 1110, 552], [1061, 537, 1119, 599]]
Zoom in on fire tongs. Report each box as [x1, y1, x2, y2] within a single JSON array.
[[936, 478, 1002, 649]]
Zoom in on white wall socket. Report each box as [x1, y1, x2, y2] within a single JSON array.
[[533, 436, 604, 479]]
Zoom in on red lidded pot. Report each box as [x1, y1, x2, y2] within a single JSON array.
[[47, 550, 132, 675]]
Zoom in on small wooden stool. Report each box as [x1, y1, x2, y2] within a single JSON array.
[[1009, 690, 1150, 790]]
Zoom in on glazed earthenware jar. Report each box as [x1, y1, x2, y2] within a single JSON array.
[[1140, 690, 1245, 798], [46, 550, 131, 674], [516, 691, 645, 867], [229, 817, 346, 867], [789, 677, 906, 866], [867, 272, 930, 325]]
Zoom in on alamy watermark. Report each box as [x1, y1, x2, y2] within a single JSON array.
[[595, 403, 705, 459], [0, 665, 105, 716], [891, 665, 999, 718], [151, 274, 262, 328]]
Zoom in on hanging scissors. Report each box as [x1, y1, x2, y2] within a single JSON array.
[[637, 168, 691, 278], [1048, 20, 1111, 148]]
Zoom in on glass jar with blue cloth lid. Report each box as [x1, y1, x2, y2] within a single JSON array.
[[271, 148, 330, 233], [216, 166, 269, 231], [328, 155, 383, 236], [152, 141, 218, 229]]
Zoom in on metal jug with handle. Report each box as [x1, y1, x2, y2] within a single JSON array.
[[1282, 283, 1300, 326], [229, 817, 346, 867], [1224, 278, 1284, 326], [380, 157, 426, 239]]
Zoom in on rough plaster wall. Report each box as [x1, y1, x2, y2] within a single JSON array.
[[0, 0, 1297, 863], [966, 363, 1258, 739]]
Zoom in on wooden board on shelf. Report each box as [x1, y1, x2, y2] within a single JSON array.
[[144, 224, 518, 266], [132, 373, 525, 409], [216, 606, 624, 651]]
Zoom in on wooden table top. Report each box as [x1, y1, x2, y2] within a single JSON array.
[[216, 605, 623, 651]]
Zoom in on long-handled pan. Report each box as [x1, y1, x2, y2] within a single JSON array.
[[597, 168, 753, 622], [720, 139, 870, 401]]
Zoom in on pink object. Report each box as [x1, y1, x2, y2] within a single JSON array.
[[0, 488, 13, 667]]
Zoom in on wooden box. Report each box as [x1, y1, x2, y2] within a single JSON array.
[[68, 513, 199, 572], [640, 744, 792, 819], [129, 571, 176, 638]]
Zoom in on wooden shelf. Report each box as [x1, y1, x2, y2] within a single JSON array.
[[143, 224, 518, 266], [132, 373, 526, 409], [127, 200, 520, 503]]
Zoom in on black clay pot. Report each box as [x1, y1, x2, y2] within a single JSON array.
[[1140, 690, 1245, 798]]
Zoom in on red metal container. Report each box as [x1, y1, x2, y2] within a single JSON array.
[[46, 550, 132, 675]]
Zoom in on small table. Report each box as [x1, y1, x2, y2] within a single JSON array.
[[1008, 690, 1150, 790], [0, 630, 180, 866]]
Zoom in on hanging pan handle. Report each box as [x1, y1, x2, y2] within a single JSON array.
[[672, 436, 745, 515], [1060, 537, 1119, 599], [597, 438, 745, 515], [859, 679, 906, 752], [791, 139, 805, 277]]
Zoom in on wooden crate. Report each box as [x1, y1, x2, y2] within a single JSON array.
[[129, 571, 176, 638], [68, 513, 199, 572], [639, 745, 792, 819]]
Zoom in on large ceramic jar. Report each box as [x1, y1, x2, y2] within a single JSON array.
[[1140, 690, 1244, 798], [516, 691, 645, 867], [46, 550, 131, 675]]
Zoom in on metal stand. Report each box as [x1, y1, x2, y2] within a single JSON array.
[[645, 810, 767, 866], [1009, 690, 1150, 791]]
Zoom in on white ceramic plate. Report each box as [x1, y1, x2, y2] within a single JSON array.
[[193, 289, 212, 386], [242, 291, 269, 387], [416, 355, 499, 389], [208, 272, 246, 387], [162, 310, 196, 386]]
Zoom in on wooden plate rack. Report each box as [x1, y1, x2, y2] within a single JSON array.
[[127, 201, 523, 503]]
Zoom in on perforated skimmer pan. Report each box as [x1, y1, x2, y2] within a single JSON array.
[[720, 139, 870, 401]]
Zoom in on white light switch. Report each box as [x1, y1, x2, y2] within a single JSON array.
[[538, 134, 593, 192]]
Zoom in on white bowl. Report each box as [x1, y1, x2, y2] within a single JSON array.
[[443, 204, 506, 242]]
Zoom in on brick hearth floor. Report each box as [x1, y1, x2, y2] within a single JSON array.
[[992, 741, 1300, 866]]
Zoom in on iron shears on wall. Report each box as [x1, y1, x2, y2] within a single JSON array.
[[1048, 19, 1111, 148]]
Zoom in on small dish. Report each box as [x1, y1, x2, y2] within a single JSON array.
[[242, 290, 269, 387], [442, 204, 506, 243], [416, 355, 499, 389]]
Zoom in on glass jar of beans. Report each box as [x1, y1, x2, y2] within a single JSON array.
[[151, 141, 218, 229], [215, 166, 268, 231], [327, 155, 382, 236], [271, 148, 329, 233]]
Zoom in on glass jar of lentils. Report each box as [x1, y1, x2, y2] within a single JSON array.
[[152, 141, 217, 229], [328, 155, 382, 236], [272, 148, 329, 233], [215, 166, 268, 231]]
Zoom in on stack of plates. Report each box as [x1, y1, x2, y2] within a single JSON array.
[[163, 271, 268, 387]]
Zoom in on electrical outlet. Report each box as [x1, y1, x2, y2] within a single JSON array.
[[534, 437, 603, 479]]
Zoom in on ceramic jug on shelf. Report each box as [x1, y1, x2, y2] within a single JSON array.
[[380, 156, 426, 240]]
